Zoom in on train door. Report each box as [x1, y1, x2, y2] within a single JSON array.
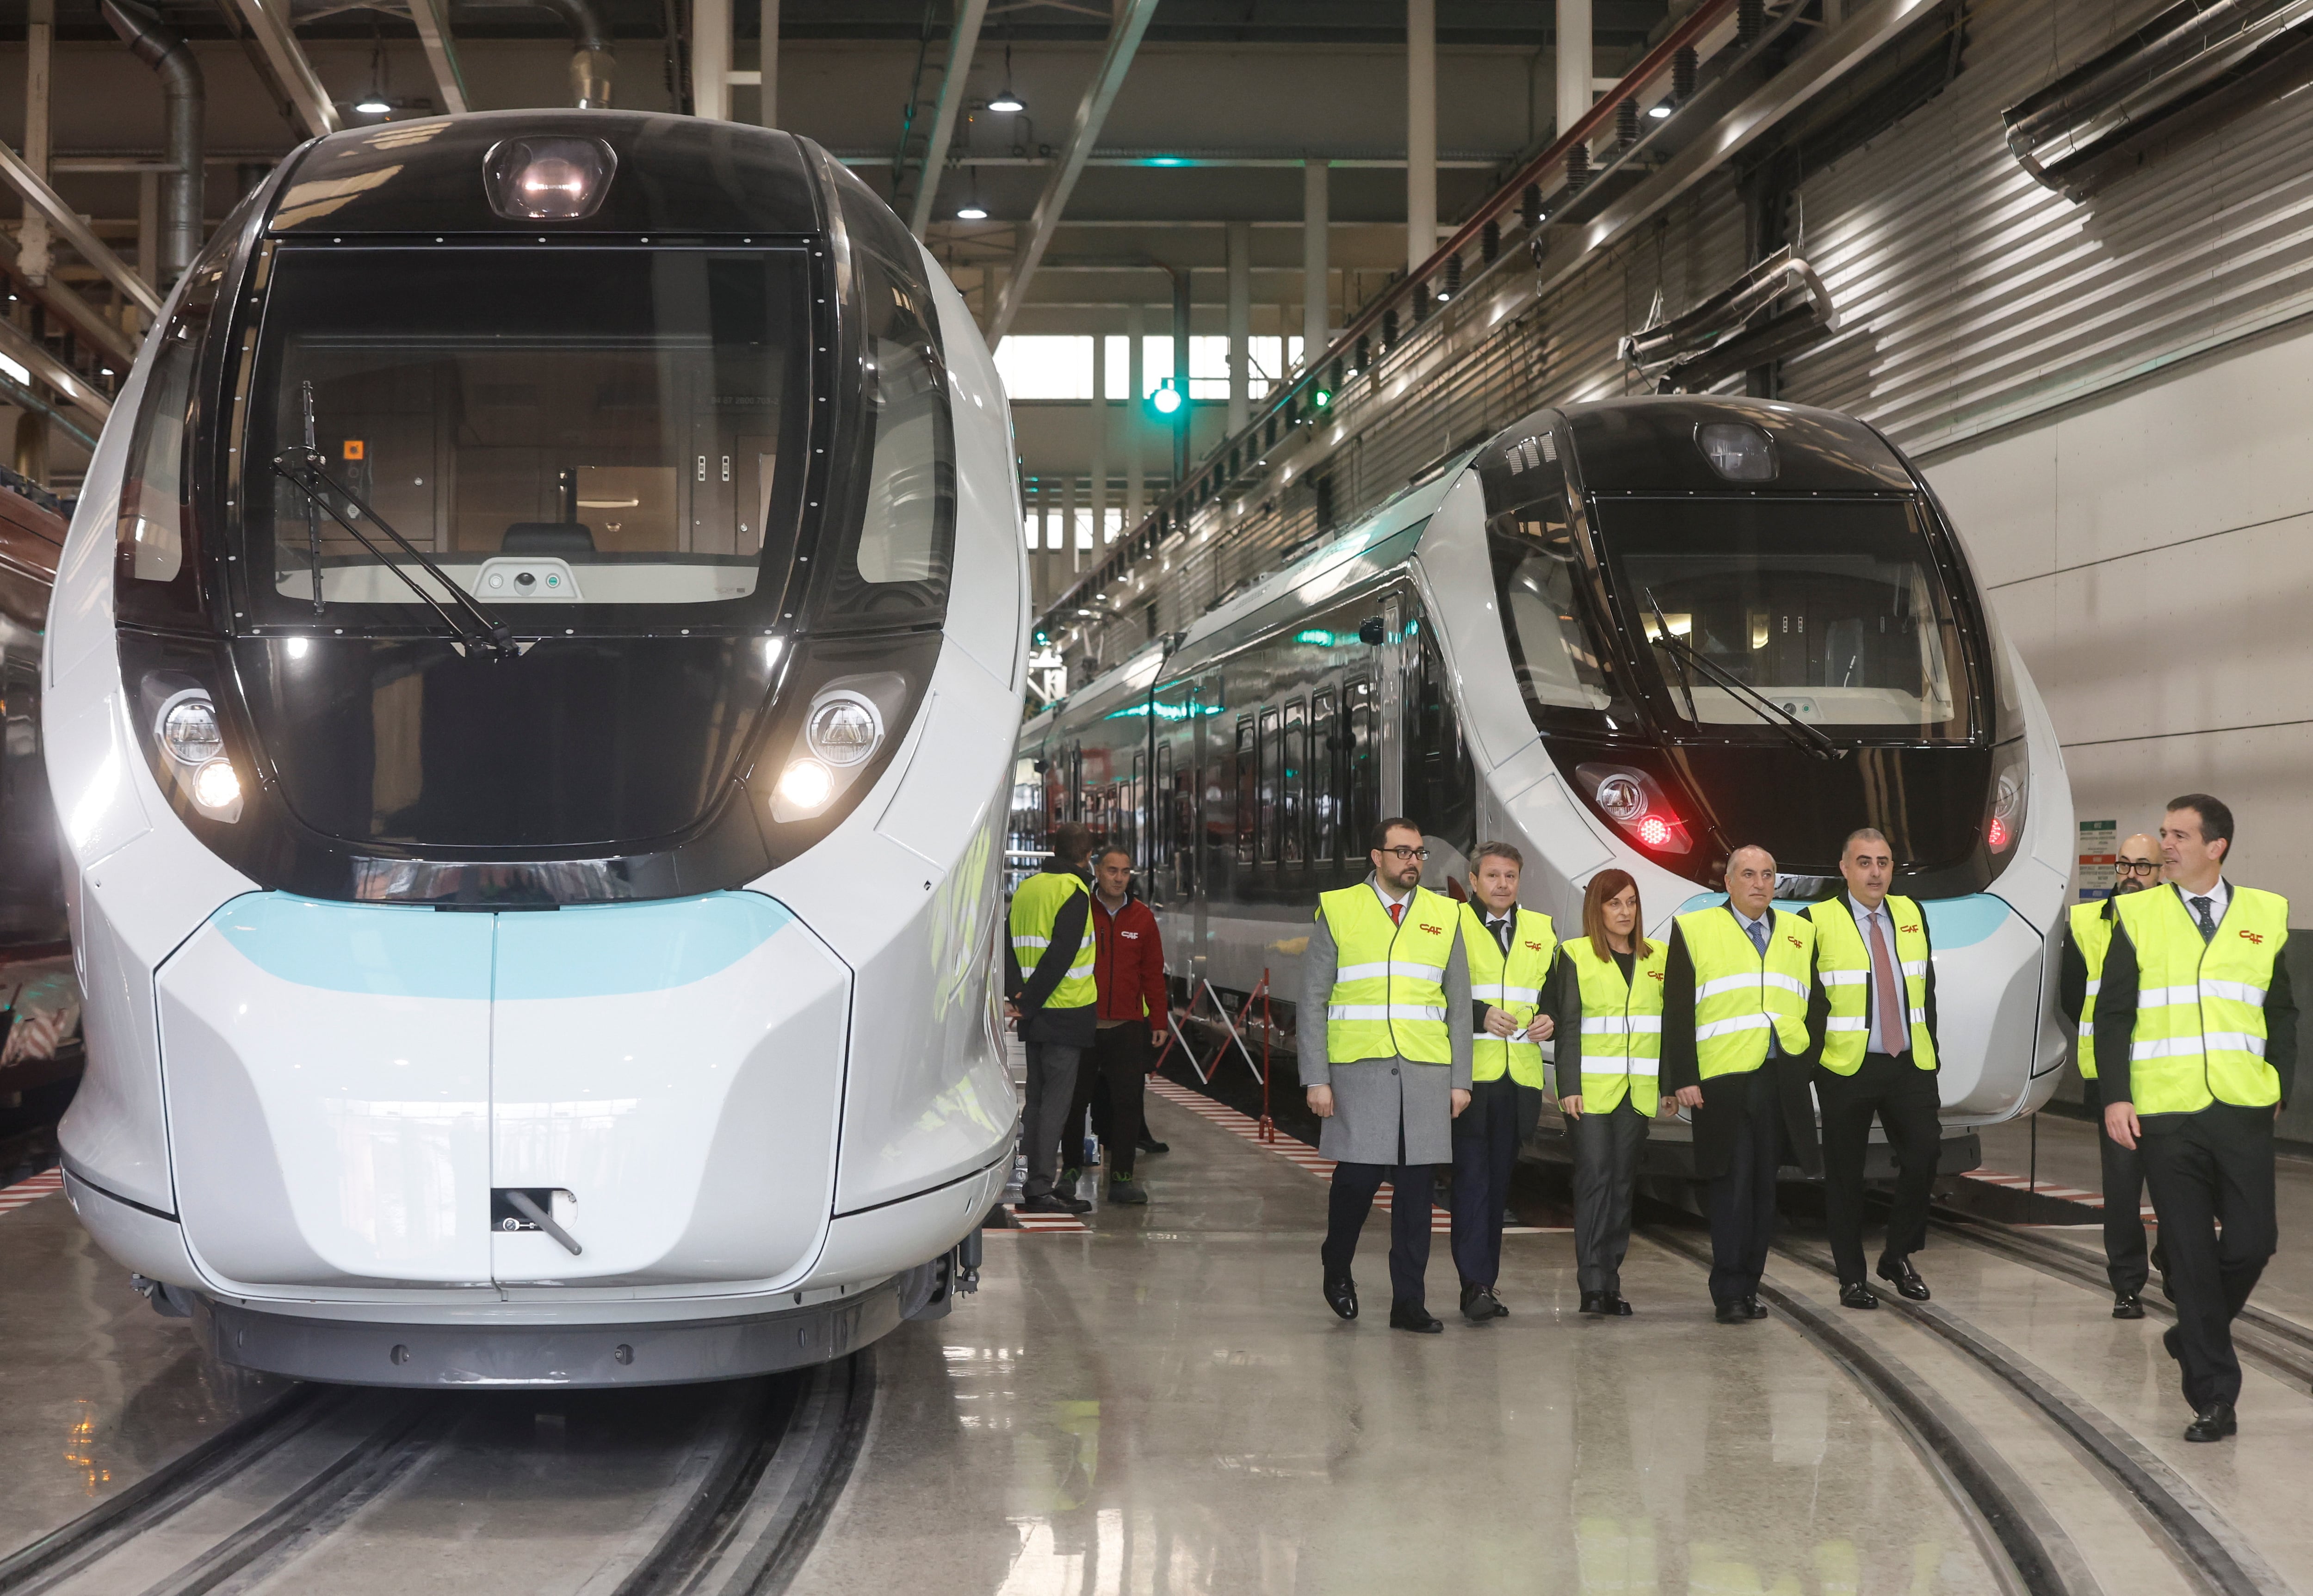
[[1378, 593, 1405, 819]]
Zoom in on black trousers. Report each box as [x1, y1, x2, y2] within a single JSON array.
[[1448, 1075, 1527, 1289], [1325, 1153, 1434, 1309], [1816, 1053, 1942, 1287], [2083, 1077, 2149, 1298], [1065, 1025, 1149, 1179], [1705, 1066, 1781, 1307], [1571, 1099, 1651, 1297], [2140, 1108, 2278, 1411]]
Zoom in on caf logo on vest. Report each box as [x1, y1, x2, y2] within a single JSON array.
[[1900, 923, 1919, 934], [1523, 939, 1546, 951], [1647, 969, 1665, 983], [1785, 934, 1802, 949], [2241, 929, 2266, 944], [1420, 922, 1445, 936]]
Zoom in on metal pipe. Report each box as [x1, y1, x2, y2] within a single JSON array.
[[101, 0, 202, 284], [509, 0, 616, 106]]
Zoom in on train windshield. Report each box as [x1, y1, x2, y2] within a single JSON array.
[[230, 246, 825, 626], [1590, 497, 1974, 740]]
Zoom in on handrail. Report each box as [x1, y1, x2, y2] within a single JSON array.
[[1037, 0, 1744, 640]]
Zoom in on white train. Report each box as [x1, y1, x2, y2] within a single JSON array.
[[47, 111, 1025, 1385], [1018, 397, 2073, 1174]]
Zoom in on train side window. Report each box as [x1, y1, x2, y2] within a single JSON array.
[[1310, 689, 1337, 863], [1234, 717, 1255, 866], [1346, 678, 1376, 855], [1256, 707, 1281, 865], [1409, 631, 1474, 857], [1490, 493, 1620, 716], [1281, 699, 1306, 866], [115, 250, 227, 624], [1153, 739, 1173, 890], [1130, 751, 1145, 868]]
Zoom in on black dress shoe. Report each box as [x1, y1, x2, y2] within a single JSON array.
[[1460, 1283, 1501, 1323], [1743, 1296, 1769, 1319], [1323, 1273, 1358, 1321], [1137, 1134, 1169, 1155], [1579, 1291, 1611, 1317], [1715, 1301, 1752, 1325], [2113, 1294, 2146, 1320], [2184, 1402, 2238, 1442], [1610, 1294, 1634, 1317], [1389, 1301, 1444, 1334], [1018, 1194, 1089, 1215], [1840, 1281, 1880, 1310], [1875, 1256, 1930, 1301]]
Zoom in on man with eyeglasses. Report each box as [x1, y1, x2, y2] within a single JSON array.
[[1301, 817, 1474, 1333], [2058, 831, 2161, 1317]]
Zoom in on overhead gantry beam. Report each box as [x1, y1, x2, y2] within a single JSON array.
[[905, 0, 988, 239], [406, 0, 470, 115], [0, 315, 111, 425], [985, 0, 1161, 347], [229, 0, 340, 139], [0, 138, 163, 320]]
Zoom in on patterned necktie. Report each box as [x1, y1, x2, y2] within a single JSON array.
[[2192, 896, 2217, 942], [1869, 911, 1903, 1056], [1744, 917, 1767, 955], [1389, 901, 1404, 926]]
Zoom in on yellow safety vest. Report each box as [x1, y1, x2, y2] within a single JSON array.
[[2113, 883, 2289, 1114], [1678, 906, 1813, 1078], [1806, 895, 1937, 1075], [2069, 900, 2114, 1080], [1461, 902, 1557, 1087], [1009, 869, 1095, 1010], [1565, 938, 1668, 1115], [1318, 884, 1458, 1065]]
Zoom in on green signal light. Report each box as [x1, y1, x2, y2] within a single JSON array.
[[1147, 377, 1185, 418], [1311, 385, 1332, 409]]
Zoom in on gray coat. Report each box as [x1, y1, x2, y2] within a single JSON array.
[[1299, 877, 1474, 1166]]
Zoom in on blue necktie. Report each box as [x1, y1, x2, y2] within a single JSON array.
[[1744, 918, 1767, 955]]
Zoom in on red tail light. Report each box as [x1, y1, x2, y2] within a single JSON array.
[[1637, 813, 1675, 847], [1986, 816, 2010, 850]]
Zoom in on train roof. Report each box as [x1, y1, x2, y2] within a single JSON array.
[[1555, 396, 1917, 494]]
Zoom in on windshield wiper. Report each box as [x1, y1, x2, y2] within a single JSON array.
[[1643, 588, 1843, 762], [271, 383, 518, 661]]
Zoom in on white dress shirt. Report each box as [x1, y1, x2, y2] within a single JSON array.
[[2176, 878, 2230, 931], [1729, 903, 1780, 1056], [1848, 894, 1906, 1057]]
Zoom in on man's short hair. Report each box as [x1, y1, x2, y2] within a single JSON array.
[[2166, 793, 2235, 854], [1473, 840, 1524, 870], [1725, 843, 1776, 874], [1051, 822, 1096, 864], [1842, 827, 1890, 856], [1370, 816, 1422, 853], [1095, 844, 1133, 868]]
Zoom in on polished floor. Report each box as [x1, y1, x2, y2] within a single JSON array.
[[9, 1097, 2313, 1595]]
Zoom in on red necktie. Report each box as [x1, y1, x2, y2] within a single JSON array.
[[1389, 902, 1404, 926], [1870, 912, 1903, 1056]]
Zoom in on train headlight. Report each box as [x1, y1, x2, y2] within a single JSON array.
[[758, 659, 922, 832], [1573, 762, 1692, 856], [192, 759, 243, 813], [806, 691, 883, 768], [161, 698, 223, 765], [482, 136, 618, 221], [776, 758, 835, 814]]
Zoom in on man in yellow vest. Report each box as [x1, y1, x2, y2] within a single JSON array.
[[1802, 828, 1942, 1311], [2057, 830, 2162, 1318], [1449, 841, 1557, 1323], [1661, 844, 1823, 1322], [2095, 794, 2296, 1442], [1006, 822, 1099, 1217], [1300, 816, 1474, 1332]]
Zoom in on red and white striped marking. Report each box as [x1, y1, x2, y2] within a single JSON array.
[[0, 1168, 64, 1215], [1146, 1077, 1566, 1234], [1006, 1209, 1092, 1233], [1967, 1167, 2156, 1220]]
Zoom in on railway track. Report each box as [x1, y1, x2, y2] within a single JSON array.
[[0, 1355, 871, 1596]]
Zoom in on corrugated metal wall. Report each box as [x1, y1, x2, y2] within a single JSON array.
[[1784, 0, 2313, 455]]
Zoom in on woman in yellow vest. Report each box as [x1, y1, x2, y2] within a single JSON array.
[[1549, 868, 1669, 1317], [1449, 841, 1558, 1323], [2092, 794, 2296, 1444]]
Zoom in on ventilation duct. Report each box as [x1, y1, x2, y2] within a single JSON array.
[[2003, 0, 2313, 202], [102, 0, 203, 283], [1619, 246, 1837, 394]]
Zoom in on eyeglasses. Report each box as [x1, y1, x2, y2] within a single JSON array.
[[2115, 860, 2160, 876], [1377, 845, 1430, 861]]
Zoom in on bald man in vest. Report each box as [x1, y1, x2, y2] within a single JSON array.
[[2094, 794, 2296, 1442], [1301, 816, 1475, 1333], [1661, 844, 1823, 1321]]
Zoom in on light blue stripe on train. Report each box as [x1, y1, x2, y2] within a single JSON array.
[[1668, 893, 2013, 950], [208, 892, 796, 999]]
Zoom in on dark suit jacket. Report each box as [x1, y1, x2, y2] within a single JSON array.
[[1797, 896, 1940, 1071], [1660, 905, 1824, 1180]]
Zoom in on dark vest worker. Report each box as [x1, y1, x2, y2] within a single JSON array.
[[2057, 830, 2162, 1318], [2094, 794, 2296, 1444], [1801, 827, 1941, 1310], [1660, 844, 1823, 1321]]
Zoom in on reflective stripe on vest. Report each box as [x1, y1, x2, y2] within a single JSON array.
[[1677, 907, 1814, 1078], [1461, 902, 1558, 1087], [1567, 938, 1669, 1115], [2069, 900, 2114, 1079], [1320, 885, 1458, 1065], [1806, 895, 1938, 1076], [1009, 870, 1096, 1010], [2112, 884, 2289, 1114]]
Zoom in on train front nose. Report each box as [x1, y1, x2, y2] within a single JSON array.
[[158, 892, 849, 1292]]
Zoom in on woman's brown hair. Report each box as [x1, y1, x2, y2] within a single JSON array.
[[1582, 869, 1652, 961]]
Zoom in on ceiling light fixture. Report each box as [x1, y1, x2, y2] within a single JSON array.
[[989, 44, 1025, 113]]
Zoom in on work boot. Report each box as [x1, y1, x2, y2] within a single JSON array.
[[1107, 1178, 1149, 1205]]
